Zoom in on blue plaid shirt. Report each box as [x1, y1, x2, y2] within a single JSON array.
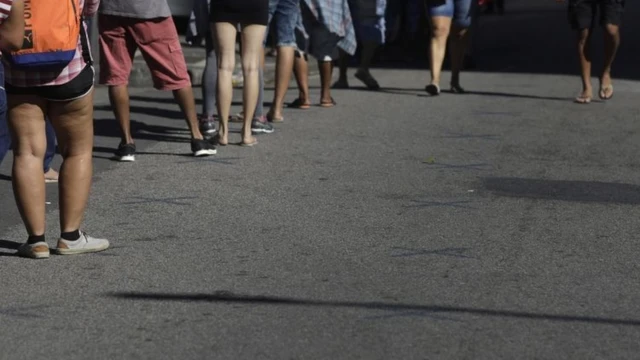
[[302, 0, 357, 55]]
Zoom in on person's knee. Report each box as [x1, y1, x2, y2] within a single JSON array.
[[218, 55, 236, 73], [242, 57, 260, 74], [604, 24, 619, 38], [431, 23, 451, 38]]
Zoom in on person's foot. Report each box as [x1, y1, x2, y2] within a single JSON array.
[[450, 83, 467, 94], [199, 115, 217, 138], [191, 138, 217, 157], [53, 232, 109, 255], [267, 110, 284, 123], [355, 69, 381, 91], [44, 168, 59, 183], [252, 117, 275, 134], [288, 98, 311, 109], [17, 241, 50, 259], [113, 143, 136, 162], [599, 76, 614, 100], [320, 97, 337, 108], [425, 83, 441, 96], [239, 136, 258, 147], [575, 86, 593, 104], [332, 78, 350, 89]]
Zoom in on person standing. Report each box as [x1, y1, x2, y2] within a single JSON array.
[[425, 0, 475, 96], [334, 0, 387, 91], [210, 0, 268, 146], [566, 0, 623, 104], [4, 0, 110, 259], [99, 0, 216, 162]]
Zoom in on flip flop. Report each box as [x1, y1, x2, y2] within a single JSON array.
[[239, 139, 258, 147], [425, 84, 441, 96], [574, 95, 592, 104], [267, 112, 284, 123], [599, 85, 614, 100], [288, 98, 311, 109], [320, 98, 336, 108], [214, 135, 228, 146]]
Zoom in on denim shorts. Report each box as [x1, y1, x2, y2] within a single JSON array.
[[427, 0, 475, 28], [267, 0, 299, 47]]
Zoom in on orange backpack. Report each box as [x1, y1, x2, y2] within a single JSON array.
[[6, 0, 87, 70]]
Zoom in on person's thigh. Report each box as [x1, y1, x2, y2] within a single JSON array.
[[131, 17, 191, 91], [568, 0, 597, 30], [98, 15, 137, 86], [453, 0, 474, 28], [7, 95, 48, 160], [47, 90, 94, 158], [600, 0, 624, 27], [427, 0, 455, 18], [271, 0, 298, 47]]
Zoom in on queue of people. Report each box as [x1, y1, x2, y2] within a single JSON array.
[[0, 0, 625, 259]]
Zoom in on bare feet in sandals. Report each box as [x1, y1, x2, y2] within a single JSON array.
[[574, 87, 592, 104], [320, 97, 336, 108], [239, 136, 258, 147], [599, 80, 614, 100]]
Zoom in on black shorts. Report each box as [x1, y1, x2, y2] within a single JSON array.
[[568, 0, 624, 30], [5, 65, 95, 102]]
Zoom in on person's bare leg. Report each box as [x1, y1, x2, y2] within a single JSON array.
[[48, 91, 94, 233], [576, 28, 593, 102], [240, 23, 267, 145], [268, 46, 295, 120], [294, 51, 311, 105], [334, 49, 350, 88], [600, 23, 620, 99], [213, 22, 238, 145], [172, 87, 204, 140], [449, 24, 470, 92], [319, 60, 334, 105], [108, 85, 133, 144], [428, 16, 452, 93], [7, 95, 48, 237]]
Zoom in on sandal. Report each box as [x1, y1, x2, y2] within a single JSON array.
[[425, 84, 441, 96], [214, 134, 228, 146], [599, 84, 614, 100], [239, 138, 258, 147], [320, 98, 337, 108], [288, 98, 311, 109], [266, 112, 284, 123], [44, 169, 59, 183], [574, 95, 592, 104]]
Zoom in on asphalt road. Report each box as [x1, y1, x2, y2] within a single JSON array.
[[1, 1, 640, 359]]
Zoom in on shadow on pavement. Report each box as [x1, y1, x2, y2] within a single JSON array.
[[0, 174, 11, 182], [93, 119, 192, 144], [109, 291, 640, 327], [0, 239, 20, 257], [483, 177, 640, 205]]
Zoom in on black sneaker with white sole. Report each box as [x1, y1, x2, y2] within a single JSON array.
[[251, 118, 275, 134], [114, 143, 136, 162], [191, 139, 217, 157], [199, 116, 217, 138]]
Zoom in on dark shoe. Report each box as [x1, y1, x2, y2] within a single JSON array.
[[113, 143, 136, 162], [252, 117, 275, 134], [191, 139, 217, 157], [425, 84, 441, 96], [199, 116, 217, 137]]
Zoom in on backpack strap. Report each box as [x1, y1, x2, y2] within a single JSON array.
[[79, 16, 93, 66]]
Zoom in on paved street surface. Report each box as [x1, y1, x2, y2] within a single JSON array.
[[2, 1, 640, 359]]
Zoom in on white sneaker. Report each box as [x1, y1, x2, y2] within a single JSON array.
[[53, 232, 110, 255], [17, 242, 50, 259]]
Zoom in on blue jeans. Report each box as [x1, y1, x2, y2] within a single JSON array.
[[427, 0, 475, 28], [267, 0, 299, 47]]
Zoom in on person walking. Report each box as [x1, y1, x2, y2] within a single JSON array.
[[425, 0, 476, 96], [565, 0, 623, 104], [99, 0, 217, 162], [4, 0, 110, 259], [210, 0, 269, 146]]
